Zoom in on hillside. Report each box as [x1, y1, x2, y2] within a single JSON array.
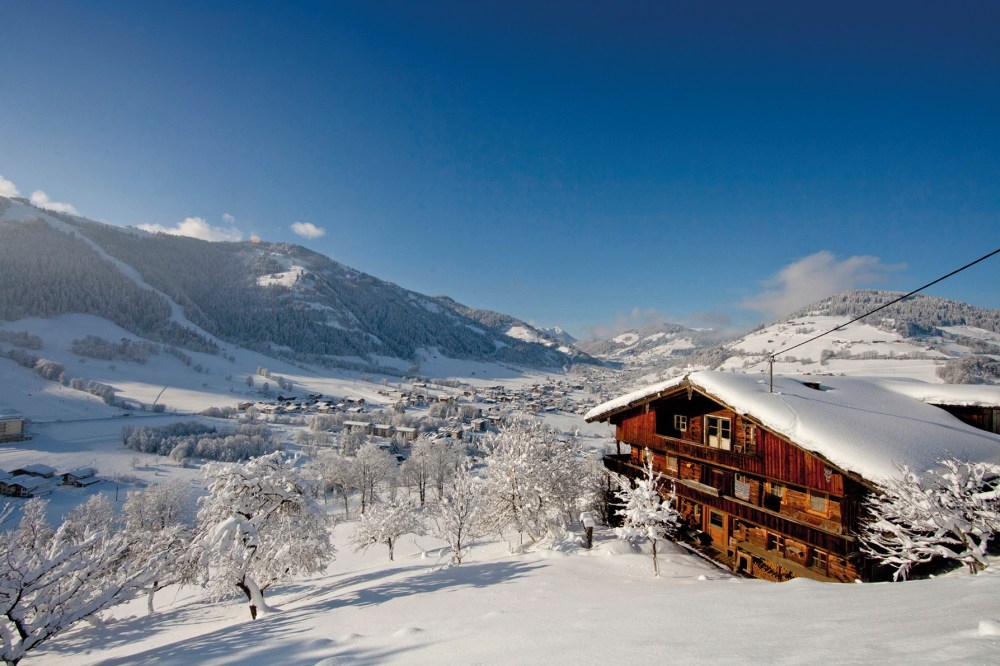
[[578, 290, 1000, 385], [0, 197, 590, 372], [703, 291, 1000, 383]]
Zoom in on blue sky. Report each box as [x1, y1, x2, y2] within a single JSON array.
[[2, 1, 998, 339]]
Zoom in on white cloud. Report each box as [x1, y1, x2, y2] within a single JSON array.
[[739, 250, 904, 320], [222, 213, 236, 224], [137, 216, 244, 242], [29, 190, 79, 215], [0, 175, 20, 197], [291, 221, 326, 239]]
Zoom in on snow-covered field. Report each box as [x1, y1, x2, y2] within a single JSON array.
[[33, 524, 1000, 665]]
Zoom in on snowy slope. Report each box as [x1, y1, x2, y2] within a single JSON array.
[[33, 519, 1000, 665]]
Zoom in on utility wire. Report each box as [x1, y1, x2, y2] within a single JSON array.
[[771, 246, 1000, 362]]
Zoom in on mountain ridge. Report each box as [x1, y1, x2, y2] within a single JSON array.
[[0, 196, 593, 372]]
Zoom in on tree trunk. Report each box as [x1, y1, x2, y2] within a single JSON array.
[[651, 538, 660, 577], [235, 577, 267, 620]]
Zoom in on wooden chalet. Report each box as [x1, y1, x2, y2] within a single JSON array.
[[586, 372, 1000, 583]]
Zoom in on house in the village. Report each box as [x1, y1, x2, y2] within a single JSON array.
[[371, 423, 395, 439], [342, 420, 373, 434], [10, 463, 57, 479], [62, 467, 100, 487], [394, 426, 418, 442], [0, 409, 26, 443], [586, 371, 1000, 583], [0, 473, 54, 498]]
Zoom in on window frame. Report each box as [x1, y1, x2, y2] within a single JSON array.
[[705, 415, 732, 450], [673, 414, 688, 432], [808, 491, 829, 515]]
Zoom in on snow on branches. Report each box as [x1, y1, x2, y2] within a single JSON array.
[[0, 498, 165, 665], [351, 501, 423, 561], [858, 459, 1000, 580], [480, 417, 603, 546], [190, 452, 333, 619], [612, 451, 681, 577], [432, 461, 484, 565]]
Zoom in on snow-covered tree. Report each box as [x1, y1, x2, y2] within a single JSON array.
[[612, 452, 681, 576], [481, 418, 595, 545], [190, 452, 333, 619], [432, 462, 484, 564], [122, 480, 197, 613], [351, 501, 423, 561], [402, 439, 465, 505], [310, 452, 360, 517], [355, 443, 396, 515], [0, 498, 164, 665], [858, 460, 1000, 580]]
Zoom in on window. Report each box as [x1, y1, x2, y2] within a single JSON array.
[[810, 549, 828, 574], [705, 415, 731, 450], [767, 533, 784, 554], [666, 455, 678, 474], [809, 491, 828, 514], [673, 414, 688, 431], [709, 510, 724, 528]]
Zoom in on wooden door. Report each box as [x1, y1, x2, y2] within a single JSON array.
[[707, 509, 728, 547]]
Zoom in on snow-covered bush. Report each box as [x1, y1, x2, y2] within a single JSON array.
[[122, 421, 280, 462], [858, 460, 1000, 580]]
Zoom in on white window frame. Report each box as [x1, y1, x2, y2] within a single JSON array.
[[705, 415, 731, 450], [674, 414, 687, 432]]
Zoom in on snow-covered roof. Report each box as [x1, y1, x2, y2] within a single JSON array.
[[4, 474, 51, 490], [586, 371, 1000, 484], [63, 466, 97, 479], [11, 463, 57, 477]]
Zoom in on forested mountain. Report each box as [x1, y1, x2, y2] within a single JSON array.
[[791, 289, 1000, 337], [0, 197, 591, 370]]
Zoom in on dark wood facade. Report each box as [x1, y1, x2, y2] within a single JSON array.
[[598, 386, 872, 582], [933, 404, 1000, 435]]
